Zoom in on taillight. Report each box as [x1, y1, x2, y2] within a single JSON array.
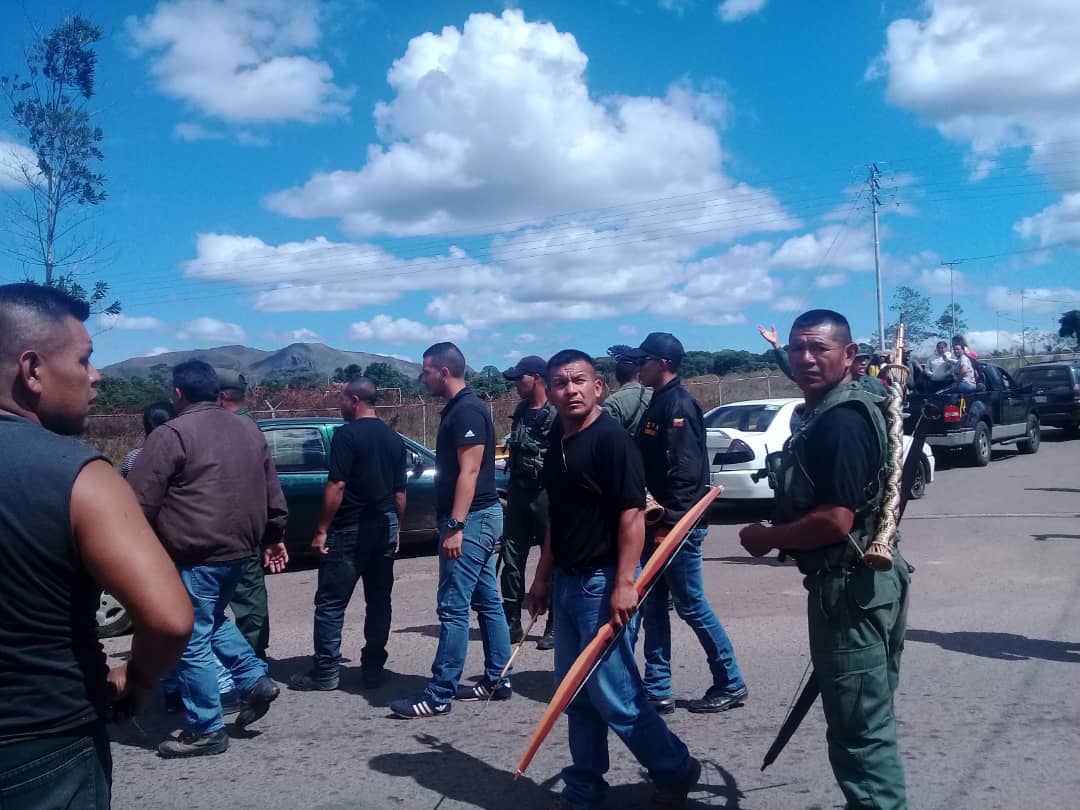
[[714, 439, 756, 465], [1073, 383, 1080, 402], [943, 405, 961, 424]]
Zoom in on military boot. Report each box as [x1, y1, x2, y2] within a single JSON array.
[[504, 603, 524, 644]]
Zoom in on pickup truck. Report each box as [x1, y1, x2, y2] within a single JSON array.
[[904, 362, 1040, 466]]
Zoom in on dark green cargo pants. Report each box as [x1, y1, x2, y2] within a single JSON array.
[[499, 483, 548, 611], [230, 553, 269, 659], [806, 550, 910, 810]]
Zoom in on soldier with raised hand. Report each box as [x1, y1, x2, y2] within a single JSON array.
[[500, 355, 557, 649], [627, 332, 748, 716], [740, 309, 910, 809]]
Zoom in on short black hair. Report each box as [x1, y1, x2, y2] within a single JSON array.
[[344, 375, 378, 405], [142, 400, 176, 436], [790, 309, 853, 345], [547, 349, 595, 376], [0, 283, 91, 362], [951, 334, 966, 347], [173, 359, 220, 403], [615, 358, 639, 385], [423, 342, 466, 378]]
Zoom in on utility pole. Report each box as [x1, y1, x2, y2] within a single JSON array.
[[870, 164, 885, 350], [941, 261, 960, 337], [1020, 288, 1026, 359]]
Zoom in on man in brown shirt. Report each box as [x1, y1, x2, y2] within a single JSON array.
[[129, 360, 288, 758]]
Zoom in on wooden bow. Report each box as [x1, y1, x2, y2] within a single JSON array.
[[515, 486, 722, 778]]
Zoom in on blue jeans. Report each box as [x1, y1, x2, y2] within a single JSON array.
[[554, 568, 692, 807], [162, 657, 235, 696], [0, 723, 110, 809], [947, 381, 976, 393], [640, 526, 745, 699], [313, 513, 398, 678], [425, 503, 510, 705], [176, 561, 269, 734]]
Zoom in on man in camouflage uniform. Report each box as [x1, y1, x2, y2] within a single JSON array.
[[218, 369, 272, 659], [601, 357, 652, 435], [741, 310, 909, 810], [500, 356, 557, 648]]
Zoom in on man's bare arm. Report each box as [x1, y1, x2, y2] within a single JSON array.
[[443, 444, 483, 559], [72, 460, 192, 711], [310, 480, 346, 554], [527, 526, 555, 618], [611, 506, 645, 628], [740, 505, 855, 557]]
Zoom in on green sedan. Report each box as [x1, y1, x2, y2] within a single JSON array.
[[259, 417, 508, 555]]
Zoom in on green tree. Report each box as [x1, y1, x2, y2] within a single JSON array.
[[467, 364, 511, 397], [332, 363, 364, 382], [362, 362, 413, 392], [935, 303, 968, 338], [1, 17, 117, 312], [606, 344, 635, 359], [1059, 309, 1080, 348], [882, 285, 934, 345]]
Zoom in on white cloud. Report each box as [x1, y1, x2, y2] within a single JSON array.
[[815, 273, 847, 289], [98, 313, 167, 331], [348, 315, 469, 345], [770, 296, 805, 313], [659, 0, 696, 13], [617, 324, 639, 337], [769, 224, 873, 271], [426, 292, 623, 330], [172, 122, 223, 141], [717, 0, 767, 23], [874, 0, 1080, 242], [128, 0, 351, 124], [965, 330, 1023, 353], [917, 267, 971, 294], [265, 9, 792, 240], [266, 327, 322, 344], [1015, 192, 1080, 246], [986, 285, 1080, 315], [182, 233, 495, 312], [176, 317, 247, 343], [0, 139, 37, 190], [145, 346, 172, 357], [504, 349, 524, 362], [515, 333, 538, 344]]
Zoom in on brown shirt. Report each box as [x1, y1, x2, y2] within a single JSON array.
[[129, 402, 287, 565]]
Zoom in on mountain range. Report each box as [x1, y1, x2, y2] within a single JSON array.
[[101, 343, 421, 382]]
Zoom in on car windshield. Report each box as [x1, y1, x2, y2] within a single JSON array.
[[704, 404, 781, 432], [1016, 367, 1072, 387]]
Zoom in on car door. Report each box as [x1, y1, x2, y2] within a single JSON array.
[[400, 437, 437, 539], [997, 368, 1029, 437], [262, 425, 330, 552]]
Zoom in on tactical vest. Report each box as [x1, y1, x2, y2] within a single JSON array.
[[508, 400, 556, 486], [765, 380, 889, 574]]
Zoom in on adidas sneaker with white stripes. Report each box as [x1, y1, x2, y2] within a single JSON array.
[[389, 696, 452, 719]]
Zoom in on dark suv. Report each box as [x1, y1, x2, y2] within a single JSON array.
[[1014, 361, 1080, 436]]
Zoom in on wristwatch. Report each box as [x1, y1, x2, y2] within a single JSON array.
[[445, 518, 465, 531]]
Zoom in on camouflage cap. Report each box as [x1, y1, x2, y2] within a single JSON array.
[[215, 368, 247, 392]]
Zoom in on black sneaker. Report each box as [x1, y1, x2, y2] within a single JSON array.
[[157, 729, 229, 759], [649, 695, 675, 715], [649, 757, 701, 808], [163, 691, 183, 714], [454, 679, 512, 702], [686, 684, 748, 714], [389, 695, 451, 719], [361, 668, 385, 689], [536, 622, 555, 651], [220, 690, 242, 715], [288, 672, 339, 692], [235, 676, 280, 731], [507, 615, 524, 645]]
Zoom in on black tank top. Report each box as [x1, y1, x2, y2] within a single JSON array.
[[0, 415, 108, 740]]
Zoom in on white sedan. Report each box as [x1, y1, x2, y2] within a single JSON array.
[[705, 398, 935, 501]]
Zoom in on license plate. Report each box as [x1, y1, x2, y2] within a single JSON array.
[[1034, 395, 1047, 403]]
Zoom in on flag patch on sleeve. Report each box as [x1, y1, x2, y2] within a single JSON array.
[[671, 417, 685, 428]]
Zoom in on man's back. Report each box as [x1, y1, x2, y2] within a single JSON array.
[[329, 418, 406, 528], [130, 403, 287, 565], [0, 415, 108, 740], [602, 381, 652, 436]]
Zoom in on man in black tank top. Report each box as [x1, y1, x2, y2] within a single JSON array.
[[0, 284, 192, 808]]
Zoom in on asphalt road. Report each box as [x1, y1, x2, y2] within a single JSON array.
[[104, 430, 1080, 810]]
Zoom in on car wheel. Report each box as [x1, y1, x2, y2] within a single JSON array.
[[966, 421, 991, 467], [908, 460, 927, 500], [1017, 414, 1040, 454], [97, 592, 133, 638]]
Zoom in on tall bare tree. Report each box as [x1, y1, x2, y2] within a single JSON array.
[[1, 16, 118, 312]]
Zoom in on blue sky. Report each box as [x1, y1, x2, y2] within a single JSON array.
[[2, 0, 1079, 369]]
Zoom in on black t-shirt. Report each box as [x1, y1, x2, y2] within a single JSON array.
[[327, 418, 407, 528], [802, 404, 881, 511], [543, 412, 647, 571], [435, 387, 498, 516]]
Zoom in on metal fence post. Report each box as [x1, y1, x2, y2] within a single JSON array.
[[766, 376, 772, 398]]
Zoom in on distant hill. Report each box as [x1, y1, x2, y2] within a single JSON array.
[[102, 343, 421, 382]]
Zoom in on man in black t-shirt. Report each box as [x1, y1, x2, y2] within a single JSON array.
[[527, 350, 700, 809], [290, 377, 406, 692], [390, 343, 512, 719]]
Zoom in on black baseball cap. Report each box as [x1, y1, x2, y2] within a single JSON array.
[[621, 332, 685, 364], [503, 355, 548, 380]]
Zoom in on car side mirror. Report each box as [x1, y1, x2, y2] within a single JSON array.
[[407, 450, 426, 477]]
